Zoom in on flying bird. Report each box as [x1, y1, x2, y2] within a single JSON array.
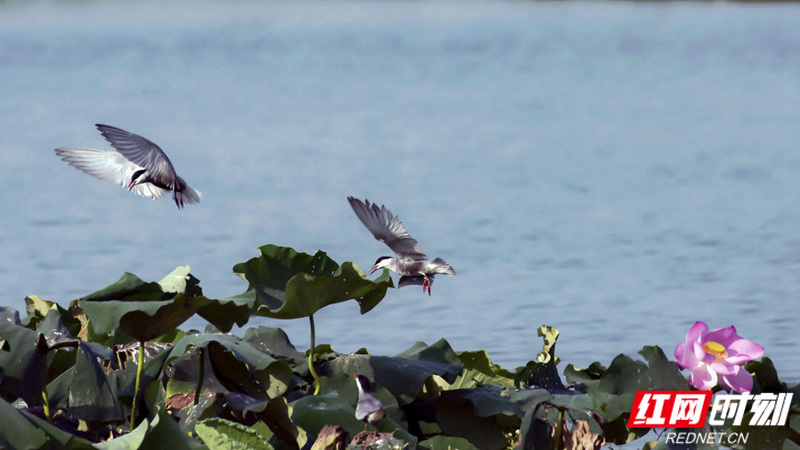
[[354, 373, 385, 433], [55, 124, 202, 209], [347, 197, 455, 295]]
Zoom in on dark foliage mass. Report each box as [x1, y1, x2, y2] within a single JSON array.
[[0, 245, 797, 449]]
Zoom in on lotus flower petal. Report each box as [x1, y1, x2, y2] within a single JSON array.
[[685, 321, 708, 346], [726, 338, 764, 365], [709, 361, 736, 376], [674, 341, 699, 370], [720, 365, 754, 394], [688, 365, 718, 391], [705, 325, 739, 348]]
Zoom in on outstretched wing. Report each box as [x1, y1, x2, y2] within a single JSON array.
[[95, 124, 178, 188], [398, 274, 434, 289], [347, 197, 427, 260], [55, 147, 167, 200]]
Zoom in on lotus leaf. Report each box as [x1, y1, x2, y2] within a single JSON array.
[[196, 418, 273, 450], [322, 353, 460, 404], [0, 307, 21, 326], [0, 397, 49, 450], [418, 435, 480, 450], [243, 396, 307, 450], [46, 342, 123, 422], [289, 394, 364, 439], [233, 245, 393, 320], [452, 350, 516, 388], [0, 323, 48, 405]]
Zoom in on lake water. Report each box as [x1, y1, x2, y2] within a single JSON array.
[[2, 1, 800, 380]]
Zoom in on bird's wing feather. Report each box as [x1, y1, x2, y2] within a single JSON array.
[[348, 197, 427, 260], [95, 124, 178, 188], [398, 274, 435, 289], [177, 176, 203, 204], [55, 147, 167, 200], [355, 395, 384, 421]]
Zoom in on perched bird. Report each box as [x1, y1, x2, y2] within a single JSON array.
[[55, 124, 202, 209], [347, 197, 455, 295], [354, 373, 385, 433]]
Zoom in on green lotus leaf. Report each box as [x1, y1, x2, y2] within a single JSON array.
[[83, 272, 164, 302], [195, 418, 273, 450], [0, 397, 49, 450], [93, 417, 149, 450], [439, 387, 521, 419], [78, 266, 250, 340], [419, 435, 480, 450], [290, 394, 365, 440], [36, 309, 75, 347], [427, 391, 511, 450], [78, 267, 212, 342], [315, 369, 405, 430], [0, 307, 21, 326], [196, 293, 253, 334], [637, 346, 689, 390], [744, 357, 783, 393], [0, 323, 48, 405], [563, 362, 606, 385], [395, 338, 462, 366], [139, 407, 207, 449], [322, 352, 461, 404], [166, 347, 228, 412], [166, 334, 280, 373], [112, 344, 172, 413], [17, 406, 94, 450], [516, 398, 560, 450], [243, 327, 306, 366], [452, 350, 516, 389], [577, 350, 681, 445], [45, 342, 123, 422], [164, 334, 292, 405], [243, 396, 308, 450], [233, 245, 393, 320]]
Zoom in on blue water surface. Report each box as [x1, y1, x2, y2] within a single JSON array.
[[1, 0, 799, 379]]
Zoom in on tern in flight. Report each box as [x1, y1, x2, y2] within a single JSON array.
[[354, 373, 385, 433], [347, 197, 455, 295], [55, 124, 202, 209]]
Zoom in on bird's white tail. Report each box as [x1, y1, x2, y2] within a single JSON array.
[[181, 186, 203, 204], [430, 257, 456, 276]]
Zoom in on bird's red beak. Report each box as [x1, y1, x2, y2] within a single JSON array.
[[369, 265, 378, 275]]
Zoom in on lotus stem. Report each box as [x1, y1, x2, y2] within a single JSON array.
[[42, 390, 51, 423], [553, 409, 564, 450], [130, 340, 145, 430], [194, 347, 205, 406], [309, 314, 320, 395]]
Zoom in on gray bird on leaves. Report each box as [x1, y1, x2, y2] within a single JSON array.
[[55, 124, 202, 209], [354, 373, 385, 433], [348, 197, 455, 295]]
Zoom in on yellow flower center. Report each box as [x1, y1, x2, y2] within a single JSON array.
[[702, 341, 728, 363]]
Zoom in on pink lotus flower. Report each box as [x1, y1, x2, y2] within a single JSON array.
[[674, 322, 764, 394]]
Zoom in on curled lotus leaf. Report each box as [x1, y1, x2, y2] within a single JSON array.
[[77, 266, 214, 342], [232, 245, 393, 320]]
